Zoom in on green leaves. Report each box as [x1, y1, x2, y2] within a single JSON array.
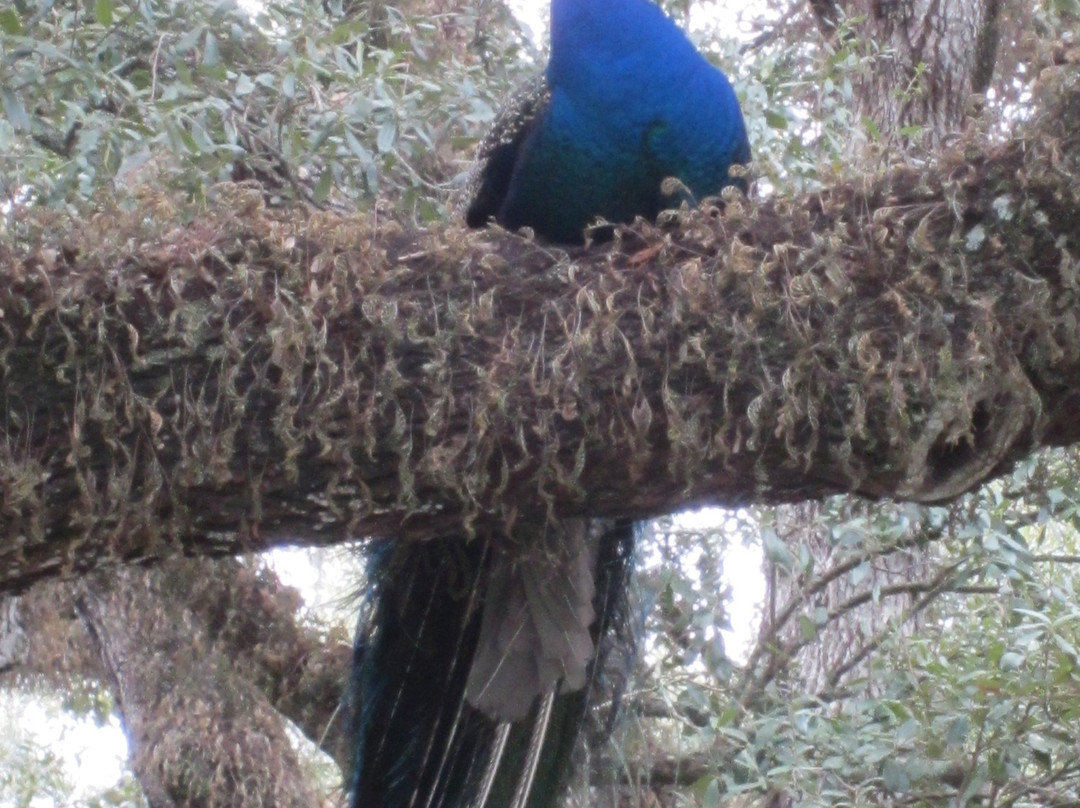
[[94, 0, 114, 26], [0, 8, 22, 35], [615, 449, 1080, 808], [0, 86, 29, 131], [0, 0, 525, 212]]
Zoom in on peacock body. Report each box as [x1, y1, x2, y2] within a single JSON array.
[[464, 0, 750, 243]]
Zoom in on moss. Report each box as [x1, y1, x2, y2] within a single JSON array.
[[2, 63, 1080, 591]]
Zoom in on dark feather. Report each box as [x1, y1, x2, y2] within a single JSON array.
[[462, 75, 551, 233], [350, 522, 634, 808]]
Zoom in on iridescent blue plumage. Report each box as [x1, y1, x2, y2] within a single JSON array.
[[465, 0, 750, 243], [352, 2, 749, 806]]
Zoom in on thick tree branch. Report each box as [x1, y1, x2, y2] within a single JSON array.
[[2, 65, 1080, 594]]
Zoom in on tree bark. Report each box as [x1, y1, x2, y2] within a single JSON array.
[[72, 561, 333, 808], [0, 596, 26, 673], [750, 501, 946, 701], [3, 557, 353, 779], [2, 59, 1080, 594], [809, 0, 1005, 148], [763, 0, 1007, 709]]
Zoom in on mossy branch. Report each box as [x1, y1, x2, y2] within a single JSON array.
[[2, 65, 1080, 593]]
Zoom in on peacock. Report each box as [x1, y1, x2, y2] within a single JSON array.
[[350, 0, 750, 805], [463, 0, 750, 243]]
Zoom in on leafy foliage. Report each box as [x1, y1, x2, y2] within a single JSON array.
[[0, 692, 146, 807], [0, 0, 531, 218], [603, 449, 1080, 807]]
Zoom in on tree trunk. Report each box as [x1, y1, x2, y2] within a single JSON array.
[[753, 501, 942, 700], [71, 559, 346, 807], [811, 0, 1004, 149], [759, 0, 1002, 752], [0, 597, 26, 674]]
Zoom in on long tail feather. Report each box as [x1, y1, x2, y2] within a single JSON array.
[[511, 692, 554, 808], [350, 520, 634, 808], [476, 723, 512, 808], [351, 536, 498, 808]]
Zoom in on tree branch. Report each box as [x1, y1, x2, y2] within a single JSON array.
[[2, 63, 1080, 593]]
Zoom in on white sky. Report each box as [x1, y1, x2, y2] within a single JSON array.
[[506, 0, 759, 44], [675, 507, 764, 661], [1, 694, 129, 805]]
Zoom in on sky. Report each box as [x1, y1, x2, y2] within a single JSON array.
[[506, 0, 759, 44]]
